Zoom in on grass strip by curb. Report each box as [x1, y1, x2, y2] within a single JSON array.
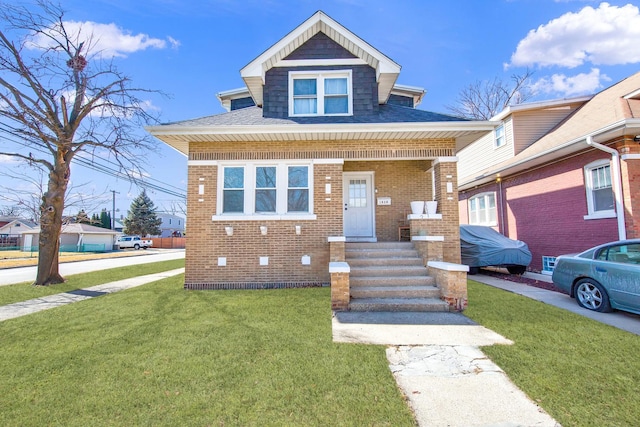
[[0, 259, 185, 306]]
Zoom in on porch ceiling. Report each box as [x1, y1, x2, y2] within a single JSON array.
[[148, 122, 495, 156]]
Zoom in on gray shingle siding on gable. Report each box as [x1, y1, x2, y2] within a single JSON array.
[[231, 97, 256, 111], [263, 65, 378, 119], [284, 32, 357, 60], [388, 94, 414, 108]]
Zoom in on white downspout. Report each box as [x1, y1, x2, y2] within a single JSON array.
[[585, 136, 626, 241]]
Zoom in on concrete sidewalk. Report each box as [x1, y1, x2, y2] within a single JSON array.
[[0, 249, 185, 286], [0, 268, 184, 322]]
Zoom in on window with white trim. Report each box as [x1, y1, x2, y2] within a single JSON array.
[[289, 71, 352, 116], [468, 192, 497, 225], [219, 162, 313, 216], [584, 160, 614, 218], [223, 167, 245, 213], [495, 124, 505, 148]]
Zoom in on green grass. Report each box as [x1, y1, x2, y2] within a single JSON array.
[[0, 259, 184, 306], [0, 277, 415, 426], [464, 280, 640, 427]]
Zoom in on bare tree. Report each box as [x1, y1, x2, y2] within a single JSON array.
[[0, 166, 109, 222], [447, 70, 535, 120], [0, 1, 162, 285], [0, 167, 46, 222], [0, 205, 21, 217]]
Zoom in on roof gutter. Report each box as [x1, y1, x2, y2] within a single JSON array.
[[585, 135, 626, 241]]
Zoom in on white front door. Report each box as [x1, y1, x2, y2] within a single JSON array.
[[343, 172, 375, 239]]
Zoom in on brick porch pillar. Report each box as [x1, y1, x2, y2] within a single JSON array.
[[427, 261, 469, 311]]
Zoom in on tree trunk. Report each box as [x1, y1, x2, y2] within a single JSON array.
[[34, 150, 70, 286]]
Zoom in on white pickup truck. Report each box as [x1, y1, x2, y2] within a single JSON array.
[[115, 235, 153, 250]]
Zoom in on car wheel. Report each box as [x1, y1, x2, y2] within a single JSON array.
[[507, 265, 526, 275], [134, 244, 140, 250], [574, 278, 612, 312]]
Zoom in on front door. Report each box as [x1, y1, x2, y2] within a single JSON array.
[[343, 172, 375, 239]]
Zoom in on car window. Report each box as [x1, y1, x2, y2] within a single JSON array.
[[600, 244, 640, 264]]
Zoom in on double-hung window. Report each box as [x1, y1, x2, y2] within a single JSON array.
[[289, 71, 352, 116], [494, 124, 505, 148], [468, 192, 497, 226], [255, 166, 277, 213], [218, 162, 313, 218], [584, 160, 615, 219], [287, 166, 309, 212], [223, 167, 244, 213]]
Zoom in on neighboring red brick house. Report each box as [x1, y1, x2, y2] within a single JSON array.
[[148, 11, 494, 310], [458, 73, 640, 274]]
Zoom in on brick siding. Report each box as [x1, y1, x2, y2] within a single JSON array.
[[459, 142, 639, 272], [185, 138, 458, 287]]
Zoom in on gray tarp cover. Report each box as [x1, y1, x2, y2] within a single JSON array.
[[460, 225, 532, 267]]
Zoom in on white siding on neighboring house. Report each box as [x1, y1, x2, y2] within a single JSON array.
[[458, 100, 586, 186], [457, 116, 514, 184], [157, 213, 185, 237], [511, 105, 583, 155]]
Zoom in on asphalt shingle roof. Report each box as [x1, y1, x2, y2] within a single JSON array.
[[164, 104, 466, 128]]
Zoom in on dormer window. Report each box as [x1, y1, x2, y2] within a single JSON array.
[[289, 70, 352, 116]]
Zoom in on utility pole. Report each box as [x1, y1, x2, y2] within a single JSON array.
[[110, 190, 119, 230]]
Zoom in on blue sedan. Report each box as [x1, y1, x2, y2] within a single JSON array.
[[552, 239, 640, 314]]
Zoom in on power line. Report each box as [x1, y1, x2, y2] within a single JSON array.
[[0, 132, 187, 199]]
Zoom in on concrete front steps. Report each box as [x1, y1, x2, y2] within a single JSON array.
[[346, 242, 450, 312]]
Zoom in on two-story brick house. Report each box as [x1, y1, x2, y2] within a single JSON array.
[[148, 11, 494, 311], [458, 72, 640, 274]]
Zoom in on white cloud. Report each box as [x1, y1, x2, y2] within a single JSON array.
[[530, 68, 610, 96], [0, 155, 20, 164], [30, 21, 178, 59], [509, 2, 640, 68]]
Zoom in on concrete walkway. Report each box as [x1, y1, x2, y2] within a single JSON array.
[[0, 268, 185, 322], [333, 311, 560, 427]]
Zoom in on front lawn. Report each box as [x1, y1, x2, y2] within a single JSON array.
[[465, 280, 640, 427], [0, 276, 415, 426]]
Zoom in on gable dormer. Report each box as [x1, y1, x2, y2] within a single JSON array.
[[240, 11, 401, 118]]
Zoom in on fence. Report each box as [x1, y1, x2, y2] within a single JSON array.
[[0, 235, 19, 250], [150, 237, 186, 249]]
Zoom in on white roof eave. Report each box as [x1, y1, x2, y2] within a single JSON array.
[[148, 121, 495, 137]]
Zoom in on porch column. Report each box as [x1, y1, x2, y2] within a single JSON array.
[[428, 261, 469, 311], [329, 237, 349, 311], [330, 262, 350, 311], [432, 157, 461, 263]]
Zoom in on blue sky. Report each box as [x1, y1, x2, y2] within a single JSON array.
[[2, 0, 640, 220]]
